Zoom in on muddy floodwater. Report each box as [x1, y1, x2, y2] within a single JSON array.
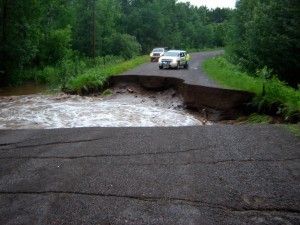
[[0, 84, 209, 129]]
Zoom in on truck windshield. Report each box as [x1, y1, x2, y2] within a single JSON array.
[[153, 48, 164, 52], [165, 52, 179, 57]]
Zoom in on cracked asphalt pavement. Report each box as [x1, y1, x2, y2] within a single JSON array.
[[0, 125, 299, 224]]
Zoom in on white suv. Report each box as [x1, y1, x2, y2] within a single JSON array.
[[158, 50, 189, 69]]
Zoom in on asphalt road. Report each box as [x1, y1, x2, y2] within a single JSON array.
[[0, 51, 300, 224], [121, 50, 223, 88]]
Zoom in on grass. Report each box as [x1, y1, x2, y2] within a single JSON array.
[[202, 55, 300, 123], [202, 56, 262, 94], [246, 113, 272, 124], [65, 55, 149, 94]]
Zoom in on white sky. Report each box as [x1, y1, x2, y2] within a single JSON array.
[[177, 0, 237, 9]]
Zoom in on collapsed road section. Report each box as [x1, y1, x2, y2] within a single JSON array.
[[109, 75, 254, 121]]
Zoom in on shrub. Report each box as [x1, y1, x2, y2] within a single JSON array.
[[64, 55, 148, 95]]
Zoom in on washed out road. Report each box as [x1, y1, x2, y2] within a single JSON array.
[[0, 51, 300, 224]]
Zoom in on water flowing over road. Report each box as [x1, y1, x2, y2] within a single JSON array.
[[0, 90, 205, 129], [0, 51, 225, 129]]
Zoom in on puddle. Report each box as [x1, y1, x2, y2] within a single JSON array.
[[0, 85, 209, 129]]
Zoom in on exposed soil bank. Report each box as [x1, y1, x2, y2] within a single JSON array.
[[109, 75, 254, 121]]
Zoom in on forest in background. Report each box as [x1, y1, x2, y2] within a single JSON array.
[[226, 0, 299, 88], [0, 0, 299, 88], [0, 0, 230, 87]]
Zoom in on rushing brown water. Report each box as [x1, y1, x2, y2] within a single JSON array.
[[0, 84, 209, 129]]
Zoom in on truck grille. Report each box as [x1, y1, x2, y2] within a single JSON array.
[[162, 60, 171, 65]]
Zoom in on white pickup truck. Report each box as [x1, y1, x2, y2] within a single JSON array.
[[158, 50, 190, 69], [149, 47, 168, 62]]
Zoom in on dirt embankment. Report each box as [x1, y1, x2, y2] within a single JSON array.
[[108, 75, 254, 121]]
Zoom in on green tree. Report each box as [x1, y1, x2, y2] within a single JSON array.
[[106, 33, 141, 59], [0, 0, 43, 85], [40, 25, 73, 65], [226, 0, 300, 87], [0, 0, 235, 87], [72, 0, 95, 57]]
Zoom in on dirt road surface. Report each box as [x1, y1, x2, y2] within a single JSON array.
[[0, 51, 299, 224]]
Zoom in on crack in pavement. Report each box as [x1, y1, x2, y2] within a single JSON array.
[[0, 147, 209, 159], [160, 158, 300, 166], [0, 154, 298, 166], [113, 158, 300, 167], [0, 191, 299, 215], [0, 135, 152, 150], [0, 138, 108, 149]]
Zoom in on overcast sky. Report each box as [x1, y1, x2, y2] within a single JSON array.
[[177, 0, 237, 9]]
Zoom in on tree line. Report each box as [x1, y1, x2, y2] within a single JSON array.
[[226, 0, 300, 87], [0, 0, 230, 86], [1, 0, 298, 88]]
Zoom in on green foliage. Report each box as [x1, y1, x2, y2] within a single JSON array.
[[247, 113, 272, 124], [1, 0, 232, 87], [226, 0, 300, 87], [203, 55, 300, 123], [24, 56, 87, 87], [104, 33, 141, 59], [202, 56, 261, 93], [40, 25, 73, 65], [250, 72, 300, 122], [0, 0, 43, 85], [65, 55, 148, 94]]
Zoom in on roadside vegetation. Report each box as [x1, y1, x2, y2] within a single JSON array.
[[0, 0, 299, 124], [202, 0, 299, 124], [64, 55, 148, 94], [0, 0, 230, 88], [203, 56, 300, 123]]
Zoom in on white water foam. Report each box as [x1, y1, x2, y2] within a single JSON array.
[[0, 94, 205, 129]]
